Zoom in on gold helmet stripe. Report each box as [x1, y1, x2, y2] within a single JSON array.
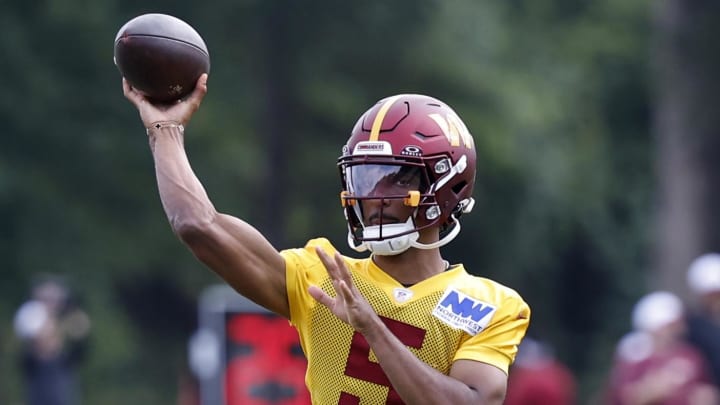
[[369, 95, 403, 141]]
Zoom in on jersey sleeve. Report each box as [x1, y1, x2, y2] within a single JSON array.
[[454, 292, 531, 374], [280, 238, 337, 327]]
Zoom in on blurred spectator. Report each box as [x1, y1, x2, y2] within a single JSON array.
[[13, 276, 91, 405], [686, 253, 720, 386], [504, 337, 577, 405], [605, 291, 718, 405]]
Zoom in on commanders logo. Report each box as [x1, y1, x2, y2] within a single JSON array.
[[428, 113, 474, 149]]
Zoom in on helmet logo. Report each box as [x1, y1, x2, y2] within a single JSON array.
[[400, 145, 423, 157], [428, 113, 474, 149]]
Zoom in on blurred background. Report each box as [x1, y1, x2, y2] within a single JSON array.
[[2, 0, 719, 403]]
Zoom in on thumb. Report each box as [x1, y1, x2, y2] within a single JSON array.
[[177, 74, 208, 125], [186, 74, 208, 105]]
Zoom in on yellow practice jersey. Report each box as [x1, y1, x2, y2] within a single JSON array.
[[281, 238, 531, 405]]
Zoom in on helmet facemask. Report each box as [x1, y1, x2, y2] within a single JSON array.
[[339, 153, 473, 256], [340, 159, 429, 255], [338, 94, 477, 256]]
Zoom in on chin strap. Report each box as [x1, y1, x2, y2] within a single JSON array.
[[348, 218, 419, 256], [408, 197, 474, 251], [346, 197, 475, 256], [409, 216, 461, 251], [347, 216, 459, 256]]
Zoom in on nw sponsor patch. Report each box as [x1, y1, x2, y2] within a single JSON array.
[[432, 288, 496, 335]]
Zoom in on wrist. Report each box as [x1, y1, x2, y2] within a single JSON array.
[[357, 314, 385, 339], [146, 120, 184, 135]]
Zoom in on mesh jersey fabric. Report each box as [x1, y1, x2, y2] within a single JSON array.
[[281, 238, 530, 404]]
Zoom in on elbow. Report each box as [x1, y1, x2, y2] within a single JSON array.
[[421, 386, 505, 405], [465, 385, 505, 405], [169, 211, 218, 245], [172, 215, 221, 265]]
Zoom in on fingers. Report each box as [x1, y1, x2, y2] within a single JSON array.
[[122, 74, 207, 105], [185, 74, 208, 111], [316, 247, 350, 282], [316, 246, 333, 272], [122, 78, 143, 105], [333, 252, 347, 274], [316, 247, 357, 302], [197, 73, 208, 91], [309, 281, 353, 310], [122, 75, 209, 128], [308, 285, 333, 307], [335, 279, 355, 304]]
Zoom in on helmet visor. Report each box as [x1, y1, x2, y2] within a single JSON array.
[[347, 164, 427, 198]]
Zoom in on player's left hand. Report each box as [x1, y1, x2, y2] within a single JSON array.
[[309, 247, 379, 334]]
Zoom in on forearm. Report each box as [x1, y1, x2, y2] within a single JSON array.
[[362, 318, 486, 404], [148, 124, 217, 231]]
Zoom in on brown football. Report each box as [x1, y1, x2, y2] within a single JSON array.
[[114, 13, 210, 103]]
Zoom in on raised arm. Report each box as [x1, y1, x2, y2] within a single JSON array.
[[123, 75, 289, 318]]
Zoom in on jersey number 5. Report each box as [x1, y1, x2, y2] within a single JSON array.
[[339, 316, 426, 404]]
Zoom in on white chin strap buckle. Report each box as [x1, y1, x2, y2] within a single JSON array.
[[348, 220, 419, 256], [366, 233, 419, 256]]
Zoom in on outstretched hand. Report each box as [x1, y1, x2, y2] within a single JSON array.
[[122, 74, 208, 129], [309, 247, 379, 334]]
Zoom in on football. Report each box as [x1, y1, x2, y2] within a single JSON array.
[[114, 13, 210, 103]]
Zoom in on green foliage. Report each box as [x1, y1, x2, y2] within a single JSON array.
[[0, 0, 653, 402]]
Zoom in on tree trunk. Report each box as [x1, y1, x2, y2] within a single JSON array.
[[652, 0, 720, 296], [257, 4, 294, 248]]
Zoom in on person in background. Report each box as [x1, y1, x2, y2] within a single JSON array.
[[13, 276, 91, 405], [504, 337, 576, 405], [605, 291, 718, 405], [686, 253, 720, 387]]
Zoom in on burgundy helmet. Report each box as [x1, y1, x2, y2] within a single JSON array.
[[338, 94, 476, 255]]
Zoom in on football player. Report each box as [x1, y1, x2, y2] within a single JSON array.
[[123, 73, 530, 404]]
